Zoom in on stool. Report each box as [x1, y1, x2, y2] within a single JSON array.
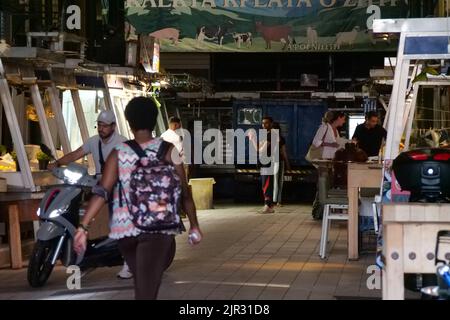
[[319, 201, 349, 259]]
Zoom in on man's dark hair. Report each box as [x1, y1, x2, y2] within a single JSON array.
[[262, 116, 273, 123], [169, 116, 181, 124], [124, 97, 158, 132], [366, 111, 379, 120]]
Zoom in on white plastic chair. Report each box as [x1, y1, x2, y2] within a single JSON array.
[[319, 202, 349, 259]]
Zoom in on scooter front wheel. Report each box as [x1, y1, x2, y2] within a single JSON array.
[[27, 240, 58, 288]]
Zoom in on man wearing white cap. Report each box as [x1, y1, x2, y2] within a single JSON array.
[[49, 110, 125, 175], [48, 110, 133, 279]]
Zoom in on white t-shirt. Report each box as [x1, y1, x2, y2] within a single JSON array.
[[82, 131, 127, 174], [161, 129, 184, 158], [312, 123, 340, 160]]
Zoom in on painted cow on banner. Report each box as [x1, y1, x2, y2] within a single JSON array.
[[232, 32, 253, 49], [196, 21, 234, 47], [255, 22, 292, 50]]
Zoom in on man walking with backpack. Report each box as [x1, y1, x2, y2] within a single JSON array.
[[74, 97, 203, 300]]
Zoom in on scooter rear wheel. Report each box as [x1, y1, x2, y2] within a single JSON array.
[[27, 240, 58, 288]]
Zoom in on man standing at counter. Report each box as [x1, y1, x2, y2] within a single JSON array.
[[352, 111, 387, 158], [48, 110, 132, 279]]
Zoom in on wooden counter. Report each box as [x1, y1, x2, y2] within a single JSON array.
[[347, 163, 383, 260], [0, 192, 44, 269], [382, 203, 450, 300]]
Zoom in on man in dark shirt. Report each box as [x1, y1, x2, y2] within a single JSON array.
[[352, 111, 387, 157]]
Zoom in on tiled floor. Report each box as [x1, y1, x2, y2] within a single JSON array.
[[0, 204, 385, 300]]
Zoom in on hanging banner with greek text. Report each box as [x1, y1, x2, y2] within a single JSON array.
[[125, 0, 408, 52]]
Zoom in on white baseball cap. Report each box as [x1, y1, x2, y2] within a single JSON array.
[[97, 110, 116, 125]]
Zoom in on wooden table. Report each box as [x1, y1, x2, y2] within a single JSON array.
[[0, 192, 44, 269], [347, 163, 383, 260], [382, 203, 450, 300]]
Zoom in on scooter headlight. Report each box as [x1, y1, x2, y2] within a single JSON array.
[[49, 209, 62, 218], [48, 205, 69, 218], [36, 208, 41, 217], [63, 168, 83, 184]]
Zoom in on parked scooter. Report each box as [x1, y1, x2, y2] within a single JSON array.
[[27, 145, 123, 288]]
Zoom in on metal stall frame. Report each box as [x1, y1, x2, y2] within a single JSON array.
[[47, 83, 71, 154], [0, 47, 75, 189], [373, 17, 450, 300], [103, 67, 137, 139], [373, 18, 450, 160], [0, 58, 35, 190]]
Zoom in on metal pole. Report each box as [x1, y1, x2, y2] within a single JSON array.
[[0, 59, 35, 190], [30, 84, 57, 156], [102, 75, 114, 112], [0, 93, 2, 143], [404, 84, 419, 150], [384, 32, 409, 160], [102, 75, 125, 136], [70, 89, 90, 143], [70, 89, 95, 172], [47, 85, 71, 154]]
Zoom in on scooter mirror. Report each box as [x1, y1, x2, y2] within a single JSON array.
[[40, 144, 55, 160]]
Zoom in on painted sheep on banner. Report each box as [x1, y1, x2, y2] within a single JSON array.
[[335, 26, 360, 48], [306, 27, 318, 45]]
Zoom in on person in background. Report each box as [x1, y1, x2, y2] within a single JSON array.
[[312, 111, 346, 160], [161, 116, 190, 183], [272, 122, 291, 207], [333, 143, 368, 188], [310, 111, 346, 220], [249, 116, 277, 214], [73, 97, 202, 300], [352, 111, 387, 158], [161, 117, 184, 158], [48, 110, 133, 280]]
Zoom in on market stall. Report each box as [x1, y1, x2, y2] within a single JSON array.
[[373, 17, 450, 300], [0, 47, 67, 191]]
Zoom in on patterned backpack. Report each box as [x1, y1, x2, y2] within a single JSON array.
[[119, 139, 182, 232]]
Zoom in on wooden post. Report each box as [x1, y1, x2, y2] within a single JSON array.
[[348, 186, 359, 260], [383, 223, 405, 300], [8, 204, 22, 269]]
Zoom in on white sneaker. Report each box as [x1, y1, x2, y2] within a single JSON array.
[[117, 263, 133, 279], [259, 205, 275, 214]]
